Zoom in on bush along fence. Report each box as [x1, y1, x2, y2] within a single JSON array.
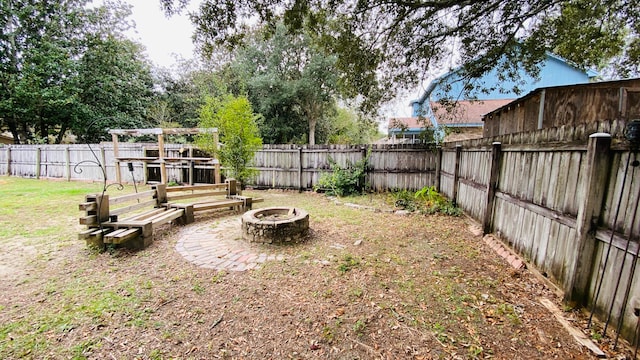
[[1, 118, 638, 345]]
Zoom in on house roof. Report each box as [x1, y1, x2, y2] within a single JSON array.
[[432, 99, 514, 126], [411, 52, 599, 106], [387, 117, 429, 131]]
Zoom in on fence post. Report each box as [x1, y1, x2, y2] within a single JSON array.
[[158, 133, 167, 184], [452, 145, 462, 206], [361, 145, 369, 192], [483, 142, 502, 234], [298, 147, 303, 192], [5, 146, 11, 176], [142, 146, 148, 184], [564, 133, 612, 304], [35, 147, 41, 179], [188, 146, 193, 185], [65, 146, 71, 181], [435, 148, 442, 191]]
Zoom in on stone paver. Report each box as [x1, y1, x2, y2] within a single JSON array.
[[176, 218, 285, 271]]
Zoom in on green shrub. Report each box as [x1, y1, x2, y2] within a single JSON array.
[[392, 186, 462, 216], [390, 189, 417, 212], [315, 153, 368, 197]]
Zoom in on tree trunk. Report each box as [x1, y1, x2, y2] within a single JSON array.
[[308, 117, 316, 145], [7, 116, 20, 144], [55, 124, 68, 144], [306, 101, 320, 145]]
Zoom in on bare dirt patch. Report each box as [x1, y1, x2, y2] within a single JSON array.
[[0, 188, 631, 359]]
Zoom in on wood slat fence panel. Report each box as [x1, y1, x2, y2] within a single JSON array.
[[68, 145, 105, 181], [456, 149, 491, 219], [8, 146, 38, 178], [0, 147, 7, 175], [368, 147, 437, 191], [250, 144, 438, 191], [439, 149, 457, 198], [445, 121, 638, 342]]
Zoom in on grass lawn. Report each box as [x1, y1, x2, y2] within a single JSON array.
[[0, 176, 597, 359]]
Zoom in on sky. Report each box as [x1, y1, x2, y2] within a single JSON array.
[[121, 0, 415, 126], [124, 0, 197, 69]]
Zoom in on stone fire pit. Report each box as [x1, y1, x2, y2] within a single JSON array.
[[241, 207, 309, 244]]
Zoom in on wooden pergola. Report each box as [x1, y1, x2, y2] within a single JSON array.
[[109, 128, 220, 185]]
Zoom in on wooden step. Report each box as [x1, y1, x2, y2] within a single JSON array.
[[193, 200, 243, 212], [109, 228, 141, 245], [150, 208, 185, 227], [103, 228, 130, 244]]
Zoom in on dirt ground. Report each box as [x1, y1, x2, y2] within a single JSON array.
[[0, 189, 635, 359]]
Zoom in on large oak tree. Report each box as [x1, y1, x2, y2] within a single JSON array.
[[0, 0, 154, 143], [161, 0, 639, 109]]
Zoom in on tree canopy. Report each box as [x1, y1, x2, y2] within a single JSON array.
[[230, 23, 339, 145], [0, 0, 154, 143], [161, 0, 639, 109]]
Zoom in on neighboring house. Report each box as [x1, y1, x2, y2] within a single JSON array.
[[429, 99, 512, 141], [389, 53, 598, 142], [387, 117, 426, 144], [0, 133, 13, 145], [482, 78, 640, 137]]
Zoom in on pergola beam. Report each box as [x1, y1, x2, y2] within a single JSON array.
[[108, 128, 217, 136]]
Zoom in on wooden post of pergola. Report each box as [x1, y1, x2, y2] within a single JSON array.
[[213, 131, 221, 184], [112, 132, 122, 184], [157, 131, 167, 184], [108, 128, 219, 185]]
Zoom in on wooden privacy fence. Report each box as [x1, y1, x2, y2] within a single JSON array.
[[0, 143, 439, 191], [0, 143, 217, 184], [442, 119, 639, 342], [251, 144, 438, 191]]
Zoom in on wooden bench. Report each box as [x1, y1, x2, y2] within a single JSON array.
[[161, 181, 262, 223], [78, 188, 186, 249], [78, 180, 262, 250]]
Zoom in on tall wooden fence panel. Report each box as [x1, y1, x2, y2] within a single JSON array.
[[250, 144, 436, 191], [303, 146, 364, 189], [252, 145, 302, 189], [491, 147, 586, 285], [448, 120, 639, 342], [439, 149, 457, 198], [589, 150, 640, 338], [4, 145, 35, 177], [68, 145, 107, 181], [458, 148, 492, 220], [367, 145, 438, 191]]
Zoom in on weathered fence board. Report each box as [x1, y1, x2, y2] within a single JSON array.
[[250, 144, 439, 191]]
